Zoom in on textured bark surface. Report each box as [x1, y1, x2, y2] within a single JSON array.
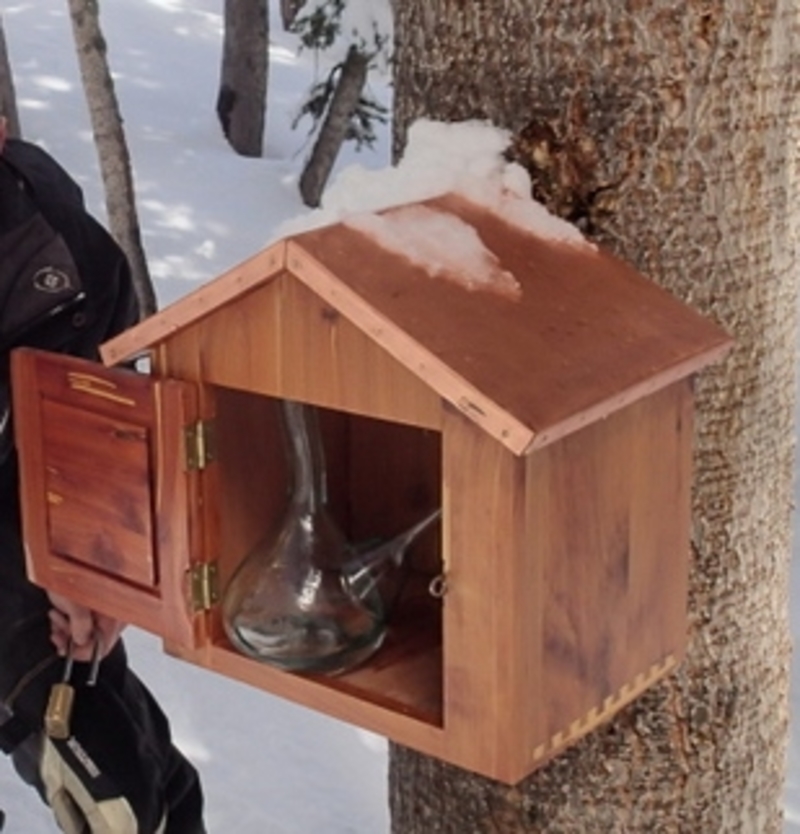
[[299, 45, 369, 208], [217, 0, 268, 157], [390, 1, 800, 831], [0, 15, 21, 138], [67, 0, 154, 316], [279, 0, 305, 31]]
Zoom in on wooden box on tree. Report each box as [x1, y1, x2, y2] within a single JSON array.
[[11, 193, 731, 784]]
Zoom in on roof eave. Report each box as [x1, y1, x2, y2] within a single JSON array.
[[100, 242, 287, 366]]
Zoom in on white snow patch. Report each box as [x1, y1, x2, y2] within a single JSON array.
[[344, 205, 522, 299], [276, 119, 592, 256]]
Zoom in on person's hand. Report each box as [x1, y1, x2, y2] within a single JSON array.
[[46, 592, 126, 662]]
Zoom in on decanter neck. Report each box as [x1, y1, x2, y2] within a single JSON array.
[[281, 399, 328, 514]]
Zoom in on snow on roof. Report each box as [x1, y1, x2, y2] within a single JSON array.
[[277, 119, 591, 250], [276, 119, 593, 300], [343, 204, 522, 299]]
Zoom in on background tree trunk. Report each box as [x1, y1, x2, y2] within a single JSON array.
[[0, 14, 21, 138], [67, 0, 154, 317], [279, 0, 305, 31], [298, 45, 369, 208], [216, 0, 268, 158], [390, 1, 799, 831]]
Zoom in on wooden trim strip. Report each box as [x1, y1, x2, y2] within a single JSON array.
[[100, 243, 287, 366], [521, 346, 731, 454]]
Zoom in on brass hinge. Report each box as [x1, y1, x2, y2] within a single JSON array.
[[189, 562, 220, 612], [184, 419, 215, 471]]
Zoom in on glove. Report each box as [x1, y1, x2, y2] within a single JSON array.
[[41, 736, 166, 834], [37, 658, 170, 834]]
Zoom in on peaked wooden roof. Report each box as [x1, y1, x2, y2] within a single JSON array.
[[101, 193, 731, 454]]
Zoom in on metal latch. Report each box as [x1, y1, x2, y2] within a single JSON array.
[[189, 562, 220, 611], [184, 419, 215, 471]]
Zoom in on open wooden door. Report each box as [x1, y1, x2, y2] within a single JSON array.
[[10, 348, 208, 650]]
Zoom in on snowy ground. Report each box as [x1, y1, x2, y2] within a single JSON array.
[[0, 1, 797, 832]]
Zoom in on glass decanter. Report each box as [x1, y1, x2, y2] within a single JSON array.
[[221, 399, 386, 675]]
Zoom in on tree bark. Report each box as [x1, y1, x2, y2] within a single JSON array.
[[390, 1, 799, 831], [67, 0, 154, 317], [279, 0, 305, 31], [298, 45, 369, 208], [0, 14, 21, 138], [217, 0, 268, 158]]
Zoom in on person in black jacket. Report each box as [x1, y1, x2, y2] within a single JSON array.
[[0, 117, 206, 833]]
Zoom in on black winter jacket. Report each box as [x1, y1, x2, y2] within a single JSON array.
[[0, 139, 205, 834]]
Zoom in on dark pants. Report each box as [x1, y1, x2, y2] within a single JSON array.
[[0, 500, 205, 834]]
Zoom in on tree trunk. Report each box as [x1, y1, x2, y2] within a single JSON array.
[[390, 1, 799, 831], [279, 0, 305, 31], [0, 14, 21, 138], [298, 45, 369, 208], [67, 0, 155, 317], [217, 0, 268, 157]]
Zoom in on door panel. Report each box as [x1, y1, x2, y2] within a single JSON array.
[[10, 347, 205, 650], [42, 398, 155, 587]]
